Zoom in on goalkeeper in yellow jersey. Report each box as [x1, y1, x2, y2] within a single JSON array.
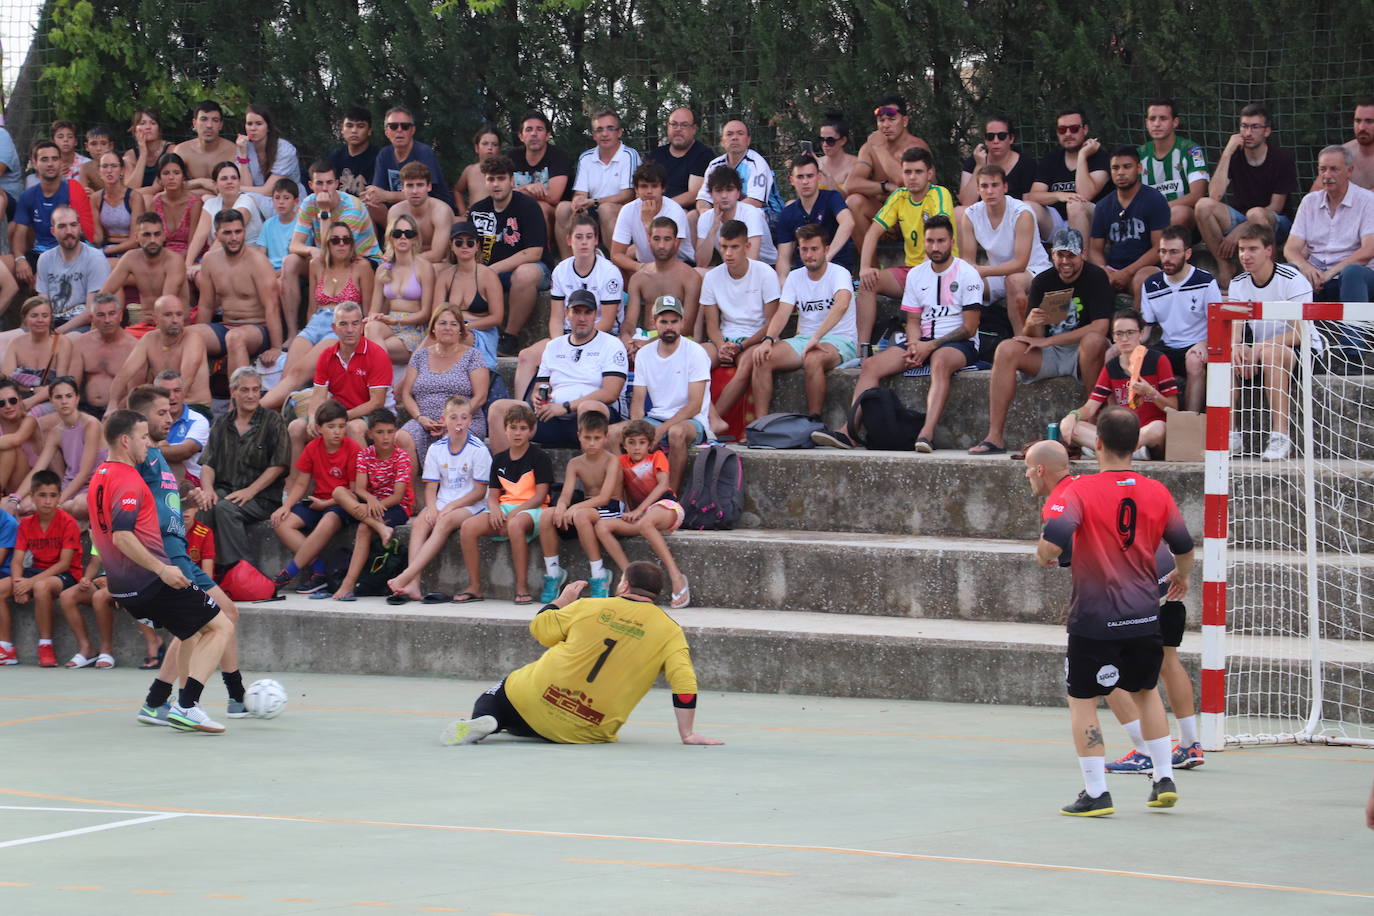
[[441, 561, 723, 746]]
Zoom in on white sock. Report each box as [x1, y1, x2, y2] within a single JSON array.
[[590, 559, 605, 578], [1145, 737, 1174, 781], [1079, 756, 1108, 798], [543, 557, 561, 576], [1122, 719, 1148, 755], [38, 638, 52, 646], [1177, 715, 1199, 747]]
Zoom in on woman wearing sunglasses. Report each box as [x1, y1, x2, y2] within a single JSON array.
[[260, 223, 374, 410], [958, 115, 1036, 206], [438, 220, 504, 372], [367, 214, 436, 364], [0, 379, 41, 496], [816, 113, 856, 193]]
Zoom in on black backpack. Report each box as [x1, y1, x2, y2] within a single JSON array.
[[680, 445, 744, 530], [848, 387, 926, 451], [744, 413, 826, 449], [353, 537, 407, 596]]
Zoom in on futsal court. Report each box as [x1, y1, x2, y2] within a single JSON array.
[[0, 668, 1369, 914]]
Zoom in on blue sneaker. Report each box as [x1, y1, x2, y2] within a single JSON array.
[[538, 570, 567, 604], [588, 572, 611, 599], [1105, 749, 1153, 774], [1172, 741, 1205, 769], [137, 702, 172, 726]]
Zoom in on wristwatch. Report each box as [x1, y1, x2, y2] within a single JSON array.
[[562, 401, 572, 414]]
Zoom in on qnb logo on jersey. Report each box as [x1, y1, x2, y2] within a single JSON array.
[[1095, 664, 1121, 687]]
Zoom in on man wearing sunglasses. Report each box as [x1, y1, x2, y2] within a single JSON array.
[[388, 161, 456, 263], [1027, 108, 1111, 242], [844, 96, 930, 252], [1088, 146, 1170, 306], [363, 106, 454, 221], [957, 115, 1037, 207]]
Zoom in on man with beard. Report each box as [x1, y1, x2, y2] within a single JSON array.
[[107, 295, 211, 409], [843, 97, 930, 251], [812, 216, 982, 451], [12, 141, 94, 284], [1088, 147, 1170, 305], [624, 216, 702, 347], [193, 209, 283, 377], [100, 212, 190, 312], [506, 111, 572, 241], [649, 107, 714, 208], [1026, 108, 1111, 241], [35, 205, 109, 331], [610, 297, 711, 493], [1324, 97, 1374, 191], [71, 293, 136, 416], [173, 101, 238, 192]]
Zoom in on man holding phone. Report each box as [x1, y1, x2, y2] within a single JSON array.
[[969, 228, 1112, 455]]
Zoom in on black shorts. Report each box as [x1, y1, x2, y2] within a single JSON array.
[[122, 580, 220, 641], [1065, 632, 1163, 699], [1159, 601, 1186, 648], [208, 322, 271, 356], [1158, 344, 1198, 382], [472, 678, 550, 741], [534, 407, 623, 448]]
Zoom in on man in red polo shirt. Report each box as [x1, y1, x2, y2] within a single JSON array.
[[286, 301, 405, 471]]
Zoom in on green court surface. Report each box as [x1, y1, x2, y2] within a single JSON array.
[[1, 669, 1370, 914]]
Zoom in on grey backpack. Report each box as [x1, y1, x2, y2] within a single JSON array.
[[744, 413, 825, 449]]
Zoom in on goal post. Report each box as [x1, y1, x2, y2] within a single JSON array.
[[1201, 299, 1374, 750]]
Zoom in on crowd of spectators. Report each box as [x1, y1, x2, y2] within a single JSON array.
[[0, 93, 1369, 662]]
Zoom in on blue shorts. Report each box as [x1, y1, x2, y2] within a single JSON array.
[[300, 307, 338, 345], [291, 501, 347, 527], [645, 415, 707, 445], [498, 261, 552, 294], [470, 326, 499, 370], [491, 502, 542, 542], [782, 333, 859, 363], [171, 555, 217, 593], [22, 567, 77, 590], [1223, 205, 1292, 246]]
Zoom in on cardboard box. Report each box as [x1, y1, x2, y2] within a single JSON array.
[[1164, 408, 1205, 462]]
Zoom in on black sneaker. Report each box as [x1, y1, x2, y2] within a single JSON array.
[[272, 568, 295, 590], [811, 429, 853, 449], [1060, 790, 1114, 817], [1146, 777, 1178, 808], [295, 573, 330, 595], [497, 332, 520, 357]]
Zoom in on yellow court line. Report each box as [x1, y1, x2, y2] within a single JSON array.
[[2, 789, 1371, 900], [566, 857, 792, 876], [0, 706, 133, 728]]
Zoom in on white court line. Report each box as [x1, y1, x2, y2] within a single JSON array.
[[0, 805, 1370, 900], [0, 812, 182, 849]]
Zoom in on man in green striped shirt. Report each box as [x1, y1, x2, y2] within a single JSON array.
[[1138, 99, 1209, 230]]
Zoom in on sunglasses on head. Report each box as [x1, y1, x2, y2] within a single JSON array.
[[984, 131, 1010, 141], [386, 122, 414, 131], [1057, 123, 1084, 135], [874, 106, 902, 118], [390, 228, 419, 239], [452, 237, 477, 248]]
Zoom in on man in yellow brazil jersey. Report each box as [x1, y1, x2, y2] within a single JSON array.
[[440, 561, 724, 746]]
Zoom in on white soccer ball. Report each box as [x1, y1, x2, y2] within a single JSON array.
[[243, 678, 288, 719]]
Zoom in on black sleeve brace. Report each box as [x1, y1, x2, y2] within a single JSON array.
[[672, 693, 697, 709]]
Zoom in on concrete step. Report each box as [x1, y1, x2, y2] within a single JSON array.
[[15, 597, 1369, 712]]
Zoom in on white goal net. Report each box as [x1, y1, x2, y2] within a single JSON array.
[[1204, 301, 1374, 748]]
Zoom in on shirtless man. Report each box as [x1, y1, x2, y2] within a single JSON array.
[[100, 212, 189, 314], [387, 161, 455, 262], [108, 296, 211, 409], [624, 216, 702, 346], [173, 101, 238, 193], [71, 292, 136, 416], [844, 96, 931, 251], [191, 209, 282, 377], [1325, 97, 1374, 191]]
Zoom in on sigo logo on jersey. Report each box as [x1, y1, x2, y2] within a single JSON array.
[[120, 497, 139, 510]]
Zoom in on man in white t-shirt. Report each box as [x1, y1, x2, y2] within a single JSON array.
[[612, 296, 711, 491], [745, 224, 855, 419], [610, 161, 693, 274], [695, 166, 776, 267], [154, 369, 211, 483], [957, 164, 1049, 333], [695, 120, 775, 211], [814, 216, 983, 450], [702, 220, 782, 418], [1139, 225, 1220, 412], [488, 290, 629, 452], [554, 109, 640, 258], [1228, 221, 1316, 461]]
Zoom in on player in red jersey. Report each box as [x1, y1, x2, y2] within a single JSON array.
[[88, 410, 235, 733], [1038, 407, 1194, 816]]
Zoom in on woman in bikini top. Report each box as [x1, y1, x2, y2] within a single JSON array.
[[366, 213, 435, 364], [150, 152, 202, 254]]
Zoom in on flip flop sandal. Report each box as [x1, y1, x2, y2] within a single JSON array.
[[95, 653, 115, 669], [422, 592, 453, 604], [513, 594, 534, 605], [671, 580, 691, 609], [451, 592, 485, 604], [138, 654, 161, 670], [968, 440, 1006, 455], [386, 593, 412, 606], [65, 653, 94, 669]]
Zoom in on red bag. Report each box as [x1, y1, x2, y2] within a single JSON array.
[[711, 367, 755, 441], [219, 560, 276, 602]]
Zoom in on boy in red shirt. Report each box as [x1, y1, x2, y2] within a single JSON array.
[[0, 470, 82, 666], [325, 408, 412, 601], [270, 399, 361, 594], [595, 419, 691, 609], [182, 479, 217, 576]]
